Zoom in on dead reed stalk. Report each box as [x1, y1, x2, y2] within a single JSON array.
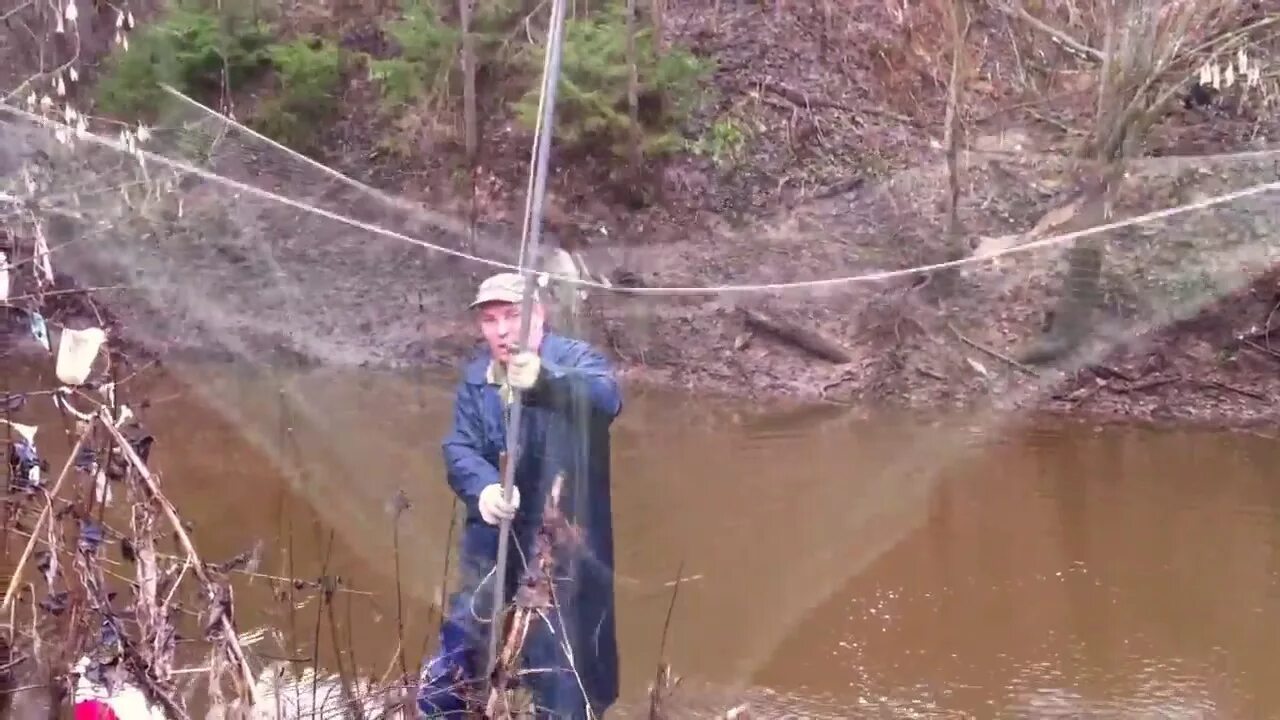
[[0, 334, 272, 719], [98, 409, 258, 705]]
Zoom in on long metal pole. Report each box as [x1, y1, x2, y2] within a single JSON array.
[[487, 0, 570, 678]]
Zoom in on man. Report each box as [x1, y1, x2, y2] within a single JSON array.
[[418, 272, 622, 719]]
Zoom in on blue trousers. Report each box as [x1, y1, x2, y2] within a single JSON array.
[[417, 521, 601, 719]]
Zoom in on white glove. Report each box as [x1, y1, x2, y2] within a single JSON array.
[[478, 483, 520, 525], [507, 351, 542, 391]]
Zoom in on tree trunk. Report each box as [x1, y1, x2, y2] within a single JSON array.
[[649, 0, 665, 54], [459, 0, 477, 167], [1021, 178, 1109, 365], [625, 0, 641, 173], [929, 0, 968, 298]]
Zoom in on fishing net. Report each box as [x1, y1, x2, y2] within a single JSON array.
[[5, 35, 1280, 719]]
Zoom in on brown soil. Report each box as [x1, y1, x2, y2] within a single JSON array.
[[5, 0, 1280, 429]]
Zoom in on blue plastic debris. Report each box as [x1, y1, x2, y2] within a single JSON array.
[[29, 311, 50, 351]]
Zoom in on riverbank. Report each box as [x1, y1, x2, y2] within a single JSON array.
[[6, 137, 1280, 431], [5, 237, 1279, 433]]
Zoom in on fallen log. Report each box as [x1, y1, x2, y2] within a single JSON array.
[[740, 308, 852, 364]]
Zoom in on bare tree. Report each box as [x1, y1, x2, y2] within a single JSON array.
[[1011, 0, 1267, 363]]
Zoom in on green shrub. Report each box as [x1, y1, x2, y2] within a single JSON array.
[[692, 116, 749, 167], [369, 0, 459, 111], [96, 4, 274, 120], [254, 36, 342, 151], [513, 3, 713, 159], [271, 37, 341, 111]]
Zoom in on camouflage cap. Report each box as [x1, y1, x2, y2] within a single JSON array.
[[469, 272, 538, 308]]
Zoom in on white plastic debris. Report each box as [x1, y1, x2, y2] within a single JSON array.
[[100, 381, 117, 408], [73, 657, 168, 720], [54, 389, 96, 421], [93, 470, 112, 506], [56, 326, 106, 385], [0, 251, 9, 301], [0, 419, 38, 444]]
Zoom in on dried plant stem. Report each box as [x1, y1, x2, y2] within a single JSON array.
[[485, 474, 596, 719], [322, 582, 359, 719], [1, 421, 94, 613], [391, 507, 407, 680], [647, 559, 686, 720], [311, 529, 335, 717], [98, 409, 258, 705]]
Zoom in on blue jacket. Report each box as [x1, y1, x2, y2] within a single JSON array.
[[440, 332, 622, 714]]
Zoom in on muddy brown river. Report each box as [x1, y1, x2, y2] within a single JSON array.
[[7, 358, 1280, 718]]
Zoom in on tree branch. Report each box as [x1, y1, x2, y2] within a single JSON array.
[[1002, 2, 1104, 61]]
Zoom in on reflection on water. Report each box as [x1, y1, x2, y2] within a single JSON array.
[[5, 359, 1280, 716]]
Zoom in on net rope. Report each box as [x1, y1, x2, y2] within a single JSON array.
[[7, 96, 1280, 298]]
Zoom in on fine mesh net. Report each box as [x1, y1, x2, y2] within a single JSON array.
[[4, 48, 1280, 717]]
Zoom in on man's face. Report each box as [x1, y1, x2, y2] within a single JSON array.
[[477, 300, 544, 363]]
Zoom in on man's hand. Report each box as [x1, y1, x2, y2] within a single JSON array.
[[478, 483, 520, 525], [507, 351, 542, 391]]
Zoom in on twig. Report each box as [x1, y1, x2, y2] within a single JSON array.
[[378, 638, 404, 688], [1, 420, 94, 612], [310, 530, 335, 718], [1200, 379, 1267, 402], [2, 523, 204, 617], [98, 410, 258, 705], [5, 511, 370, 594], [0, 683, 49, 697], [1107, 375, 1180, 394], [1003, 2, 1104, 61], [914, 365, 948, 382], [1242, 338, 1280, 362], [948, 323, 1039, 377], [391, 494, 408, 681], [755, 78, 913, 125], [648, 559, 686, 720], [657, 559, 683, 667], [322, 575, 360, 719], [0, 0, 33, 22]]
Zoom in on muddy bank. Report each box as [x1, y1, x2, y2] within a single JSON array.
[[5, 120, 1280, 431], [6, 261, 1278, 433]]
